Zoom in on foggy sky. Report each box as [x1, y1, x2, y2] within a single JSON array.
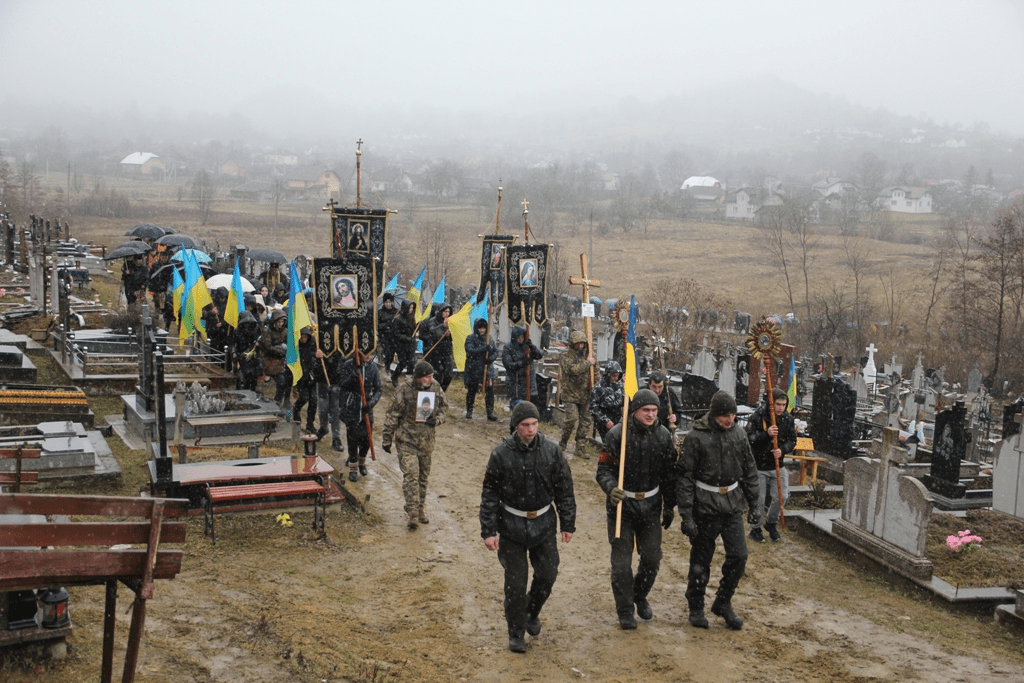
[[2, 0, 1023, 136]]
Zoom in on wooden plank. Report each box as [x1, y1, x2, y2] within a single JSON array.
[[0, 549, 184, 591], [0, 493, 190, 518], [0, 472, 39, 484], [208, 480, 323, 503], [0, 448, 42, 459], [186, 414, 279, 427], [795, 437, 815, 451], [0, 521, 187, 546]]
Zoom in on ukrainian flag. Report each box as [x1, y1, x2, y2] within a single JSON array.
[[624, 295, 639, 399], [450, 285, 489, 371], [225, 260, 245, 328], [178, 249, 212, 345], [787, 354, 797, 411], [286, 261, 314, 385]]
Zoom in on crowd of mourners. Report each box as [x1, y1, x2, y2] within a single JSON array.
[[121, 248, 789, 653]]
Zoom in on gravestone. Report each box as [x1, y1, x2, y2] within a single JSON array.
[[967, 365, 983, 395], [832, 427, 934, 581], [1002, 399, 1024, 439], [991, 429, 1024, 519], [692, 337, 717, 381], [717, 344, 736, 398], [0, 344, 37, 383], [735, 353, 751, 405], [923, 401, 968, 499], [810, 376, 857, 459], [911, 353, 925, 391], [883, 353, 902, 380], [863, 343, 878, 389]]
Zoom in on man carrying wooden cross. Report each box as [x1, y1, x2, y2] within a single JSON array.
[[746, 388, 796, 542]]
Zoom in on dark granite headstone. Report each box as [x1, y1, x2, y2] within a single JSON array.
[[924, 400, 968, 499], [1003, 400, 1024, 439], [810, 376, 857, 459]]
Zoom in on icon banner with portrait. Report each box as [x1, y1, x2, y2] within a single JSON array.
[[477, 235, 516, 307], [506, 243, 549, 325], [312, 257, 378, 358], [331, 207, 389, 297]]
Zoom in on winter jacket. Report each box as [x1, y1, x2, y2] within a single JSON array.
[[337, 357, 382, 424], [590, 363, 625, 427], [746, 402, 797, 471], [559, 330, 592, 404], [480, 431, 577, 546], [676, 412, 758, 523], [597, 415, 678, 520], [502, 326, 542, 401], [420, 303, 454, 376], [464, 323, 497, 387]]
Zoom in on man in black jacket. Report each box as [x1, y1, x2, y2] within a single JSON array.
[[420, 303, 455, 390], [647, 371, 682, 432], [389, 299, 417, 387], [596, 389, 678, 629], [464, 318, 498, 421], [338, 351, 382, 482], [676, 390, 760, 631], [746, 388, 796, 542], [480, 402, 576, 653]]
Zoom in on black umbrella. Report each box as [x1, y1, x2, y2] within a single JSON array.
[[157, 234, 200, 249], [125, 223, 175, 239], [103, 241, 153, 261], [245, 247, 288, 264]]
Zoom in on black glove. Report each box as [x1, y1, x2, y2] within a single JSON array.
[[680, 519, 697, 539], [747, 510, 762, 527], [609, 488, 626, 504], [661, 509, 674, 530], [382, 443, 392, 454]]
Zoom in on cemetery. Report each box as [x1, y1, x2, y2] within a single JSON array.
[[2, 199, 1023, 681]]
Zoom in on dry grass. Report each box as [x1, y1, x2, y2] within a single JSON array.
[[927, 509, 1024, 589]]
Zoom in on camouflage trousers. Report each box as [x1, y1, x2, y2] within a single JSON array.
[[396, 442, 432, 513], [560, 399, 593, 451]]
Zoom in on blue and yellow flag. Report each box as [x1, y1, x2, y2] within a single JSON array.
[[224, 260, 245, 329], [432, 275, 446, 306], [787, 354, 797, 411], [408, 266, 430, 323], [178, 249, 212, 345], [172, 265, 184, 324], [286, 261, 314, 385], [624, 295, 640, 399], [450, 285, 489, 371], [384, 272, 400, 294]]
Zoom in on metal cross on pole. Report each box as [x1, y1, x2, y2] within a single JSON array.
[[568, 253, 601, 385]]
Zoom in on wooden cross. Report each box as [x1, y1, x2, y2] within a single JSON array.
[[521, 197, 529, 215], [356, 138, 363, 154], [568, 253, 601, 385]]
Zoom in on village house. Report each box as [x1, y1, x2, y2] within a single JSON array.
[[282, 167, 341, 198], [681, 175, 724, 202], [877, 186, 932, 214], [724, 187, 784, 220], [119, 152, 165, 177]]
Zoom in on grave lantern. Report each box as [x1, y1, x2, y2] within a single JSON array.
[[40, 587, 71, 629]]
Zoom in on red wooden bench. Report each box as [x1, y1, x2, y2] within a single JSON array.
[[0, 446, 41, 491], [203, 477, 327, 543], [0, 493, 188, 683]]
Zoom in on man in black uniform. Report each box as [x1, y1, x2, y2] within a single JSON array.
[[480, 402, 576, 653], [676, 390, 760, 631], [647, 371, 682, 432], [746, 388, 797, 542], [596, 389, 677, 629]]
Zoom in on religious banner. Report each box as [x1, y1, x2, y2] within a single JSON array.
[[477, 235, 516, 306], [331, 207, 389, 297], [505, 243, 549, 324], [311, 256, 378, 358]]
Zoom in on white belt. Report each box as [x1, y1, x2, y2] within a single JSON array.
[[696, 481, 738, 495], [503, 503, 551, 519], [622, 486, 659, 500]]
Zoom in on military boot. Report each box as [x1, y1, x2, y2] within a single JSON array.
[[358, 458, 368, 477], [407, 512, 419, 530], [508, 632, 527, 653], [635, 597, 653, 621], [711, 598, 744, 630], [765, 522, 781, 541], [418, 506, 429, 524], [526, 613, 542, 636]]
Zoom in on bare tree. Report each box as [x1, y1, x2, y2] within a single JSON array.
[[190, 170, 214, 226], [920, 233, 952, 341], [16, 160, 40, 207], [842, 236, 874, 351], [753, 205, 797, 316]]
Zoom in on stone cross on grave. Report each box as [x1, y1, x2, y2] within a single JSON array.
[[864, 343, 878, 389], [568, 253, 601, 385]]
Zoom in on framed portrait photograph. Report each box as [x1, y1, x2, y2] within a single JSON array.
[[415, 391, 436, 423], [519, 258, 539, 288], [331, 274, 359, 310], [347, 220, 370, 253], [490, 245, 504, 270]]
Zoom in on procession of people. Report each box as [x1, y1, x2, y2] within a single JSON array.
[[110, 227, 790, 656]]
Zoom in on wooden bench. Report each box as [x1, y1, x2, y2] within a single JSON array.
[[186, 413, 280, 447], [789, 437, 827, 484], [0, 493, 188, 683], [0, 446, 41, 491], [203, 477, 327, 543]]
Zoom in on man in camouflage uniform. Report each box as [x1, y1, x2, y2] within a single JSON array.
[[382, 360, 449, 530], [558, 330, 595, 457], [591, 361, 625, 439]]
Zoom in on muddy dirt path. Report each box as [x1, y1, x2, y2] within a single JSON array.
[[26, 387, 1024, 683]]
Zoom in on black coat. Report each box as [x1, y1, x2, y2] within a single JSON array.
[[501, 326, 542, 401], [480, 432, 576, 546], [597, 416, 678, 520], [464, 331, 497, 387], [337, 358, 382, 424], [676, 413, 758, 523], [746, 403, 797, 471]]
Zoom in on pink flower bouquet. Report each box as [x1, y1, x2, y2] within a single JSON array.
[[945, 529, 983, 553]]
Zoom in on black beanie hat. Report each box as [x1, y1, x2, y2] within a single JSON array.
[[709, 390, 737, 417], [630, 388, 660, 413], [511, 401, 540, 427], [414, 360, 434, 379]]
